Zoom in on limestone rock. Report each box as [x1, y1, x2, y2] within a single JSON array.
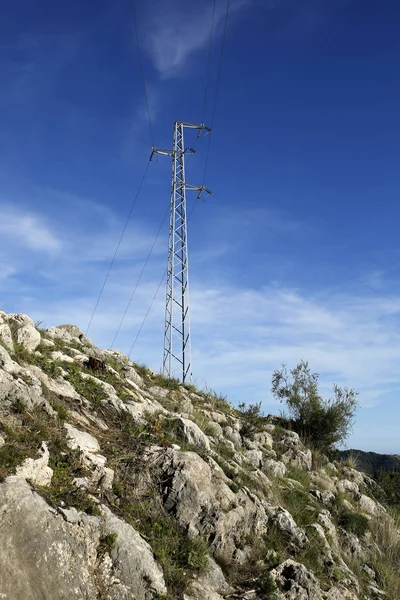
[[161, 449, 268, 563], [173, 416, 211, 451], [17, 324, 41, 352], [359, 494, 379, 516], [224, 425, 242, 447], [183, 558, 232, 600], [45, 324, 92, 346], [270, 508, 308, 548], [0, 323, 14, 353], [101, 505, 167, 598], [0, 477, 166, 600], [271, 559, 324, 599], [16, 442, 53, 486], [65, 423, 100, 454], [282, 447, 312, 471], [264, 459, 287, 478], [0, 476, 100, 599]]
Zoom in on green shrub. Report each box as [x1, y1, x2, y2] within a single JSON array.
[[63, 363, 108, 406], [257, 571, 276, 595], [98, 533, 118, 555], [377, 471, 400, 506], [238, 402, 268, 440], [272, 361, 359, 453], [339, 511, 369, 537]]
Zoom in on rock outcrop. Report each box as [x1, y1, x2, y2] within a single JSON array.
[[0, 310, 397, 600]]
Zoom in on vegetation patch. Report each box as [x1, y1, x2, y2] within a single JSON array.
[[97, 409, 209, 599], [238, 401, 268, 440], [13, 344, 63, 377], [98, 532, 118, 556], [272, 361, 359, 454], [338, 511, 369, 537], [0, 407, 46, 481], [63, 363, 108, 406]]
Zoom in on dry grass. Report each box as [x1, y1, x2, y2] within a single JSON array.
[[340, 452, 359, 470], [369, 509, 400, 598]]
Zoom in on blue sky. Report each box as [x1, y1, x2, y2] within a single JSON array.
[[1, 0, 400, 452]]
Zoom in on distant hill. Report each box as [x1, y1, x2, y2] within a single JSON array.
[[340, 449, 400, 477]]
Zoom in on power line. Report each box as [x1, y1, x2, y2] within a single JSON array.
[[128, 268, 166, 358], [86, 166, 149, 331], [86, 161, 151, 335], [201, 0, 216, 126], [110, 206, 169, 348], [130, 0, 155, 145], [202, 0, 231, 185]]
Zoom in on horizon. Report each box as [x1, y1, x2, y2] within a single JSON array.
[[1, 0, 400, 453]]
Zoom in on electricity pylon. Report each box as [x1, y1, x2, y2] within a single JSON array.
[[151, 121, 211, 383]]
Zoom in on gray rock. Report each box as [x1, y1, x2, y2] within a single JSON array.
[[0, 323, 14, 353], [244, 449, 263, 468], [17, 324, 41, 352], [161, 449, 268, 563], [272, 509, 308, 548], [183, 558, 232, 600], [45, 324, 92, 346], [0, 476, 167, 600], [0, 476, 100, 599], [359, 494, 379, 516], [101, 505, 167, 597], [282, 447, 312, 471], [223, 425, 242, 447], [173, 416, 211, 451], [271, 559, 324, 599], [264, 459, 287, 478], [15, 442, 53, 486]]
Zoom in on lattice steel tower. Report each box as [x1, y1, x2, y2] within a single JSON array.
[[151, 121, 211, 383]]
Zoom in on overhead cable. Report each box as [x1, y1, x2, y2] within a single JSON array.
[[110, 206, 169, 348], [201, 0, 217, 126], [202, 0, 231, 185], [128, 268, 166, 357], [86, 161, 151, 335]]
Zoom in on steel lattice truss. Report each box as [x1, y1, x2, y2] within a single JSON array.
[[151, 121, 211, 382]]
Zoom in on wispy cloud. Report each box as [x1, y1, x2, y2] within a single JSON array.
[[3, 195, 400, 452], [142, 0, 254, 78], [0, 205, 61, 253]]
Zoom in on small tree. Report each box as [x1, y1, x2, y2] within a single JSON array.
[[238, 402, 268, 440], [271, 361, 358, 453]]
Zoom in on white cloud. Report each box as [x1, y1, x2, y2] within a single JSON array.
[[0, 205, 61, 253], [3, 195, 400, 452], [142, 0, 253, 78]]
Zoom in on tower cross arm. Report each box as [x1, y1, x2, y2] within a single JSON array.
[[177, 121, 212, 134], [150, 147, 173, 160], [185, 184, 212, 199]]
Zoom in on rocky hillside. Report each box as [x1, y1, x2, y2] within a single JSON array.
[[340, 450, 400, 478], [0, 311, 399, 600]]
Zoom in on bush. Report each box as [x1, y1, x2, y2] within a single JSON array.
[[377, 471, 400, 506], [238, 402, 268, 440], [272, 361, 358, 453], [339, 511, 369, 537]]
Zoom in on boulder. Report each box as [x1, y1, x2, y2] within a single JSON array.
[[16, 442, 53, 487], [282, 447, 312, 471], [161, 449, 269, 563], [0, 323, 14, 353], [173, 416, 211, 451], [264, 459, 287, 478], [0, 476, 166, 600], [45, 324, 92, 346], [271, 559, 324, 599]]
